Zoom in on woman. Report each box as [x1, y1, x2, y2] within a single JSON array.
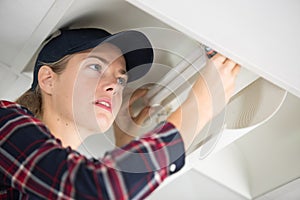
[[0, 28, 239, 199]]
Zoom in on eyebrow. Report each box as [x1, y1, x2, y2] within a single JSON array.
[[88, 55, 128, 76], [88, 55, 110, 65]]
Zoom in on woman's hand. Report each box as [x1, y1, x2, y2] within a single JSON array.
[[113, 88, 151, 147], [167, 53, 240, 150]]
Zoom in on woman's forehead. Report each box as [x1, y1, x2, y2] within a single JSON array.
[[72, 43, 126, 68], [92, 44, 125, 63]]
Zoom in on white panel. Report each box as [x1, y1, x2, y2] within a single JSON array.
[[235, 93, 300, 198], [0, 74, 31, 101], [11, 0, 74, 73], [186, 93, 300, 199], [190, 144, 252, 199], [0, 0, 55, 66], [0, 63, 18, 99], [147, 169, 247, 200], [128, 0, 300, 98], [255, 178, 300, 200]]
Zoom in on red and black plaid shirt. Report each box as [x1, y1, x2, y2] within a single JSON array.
[[0, 101, 185, 199]]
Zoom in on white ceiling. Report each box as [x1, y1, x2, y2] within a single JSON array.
[[0, 0, 299, 199], [0, 0, 55, 67]]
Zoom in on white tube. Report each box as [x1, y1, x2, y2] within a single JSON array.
[[149, 53, 207, 106], [146, 48, 204, 100]]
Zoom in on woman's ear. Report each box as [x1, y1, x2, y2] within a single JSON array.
[[38, 65, 56, 95]]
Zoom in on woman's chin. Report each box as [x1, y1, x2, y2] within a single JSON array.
[[95, 115, 113, 133]]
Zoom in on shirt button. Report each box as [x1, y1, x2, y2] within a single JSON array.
[[170, 164, 176, 172], [154, 172, 160, 181]]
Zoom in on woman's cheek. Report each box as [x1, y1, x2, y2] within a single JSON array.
[[113, 93, 123, 117]]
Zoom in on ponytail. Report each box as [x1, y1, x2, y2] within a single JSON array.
[[15, 86, 43, 119]]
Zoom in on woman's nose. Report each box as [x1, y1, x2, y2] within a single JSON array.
[[99, 75, 117, 93]]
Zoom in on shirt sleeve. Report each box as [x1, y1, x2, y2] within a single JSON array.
[[0, 102, 185, 200]]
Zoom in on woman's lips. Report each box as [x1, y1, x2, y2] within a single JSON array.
[[94, 99, 112, 113]]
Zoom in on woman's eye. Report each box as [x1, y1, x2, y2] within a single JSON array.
[[117, 77, 127, 87], [89, 64, 102, 72]]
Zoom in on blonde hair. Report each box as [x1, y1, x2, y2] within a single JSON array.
[[16, 55, 73, 119]]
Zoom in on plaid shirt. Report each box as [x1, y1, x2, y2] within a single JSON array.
[[0, 101, 185, 200]]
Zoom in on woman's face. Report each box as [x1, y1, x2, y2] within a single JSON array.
[[52, 43, 127, 133]]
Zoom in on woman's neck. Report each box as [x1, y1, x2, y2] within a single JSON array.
[[42, 110, 92, 149]]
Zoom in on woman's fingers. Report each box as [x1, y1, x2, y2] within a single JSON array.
[[129, 88, 148, 106], [232, 64, 241, 76], [127, 88, 151, 125], [209, 53, 241, 104], [133, 106, 151, 125], [212, 53, 240, 75], [211, 53, 227, 64]]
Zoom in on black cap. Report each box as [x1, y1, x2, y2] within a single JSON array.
[[31, 28, 154, 90]]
